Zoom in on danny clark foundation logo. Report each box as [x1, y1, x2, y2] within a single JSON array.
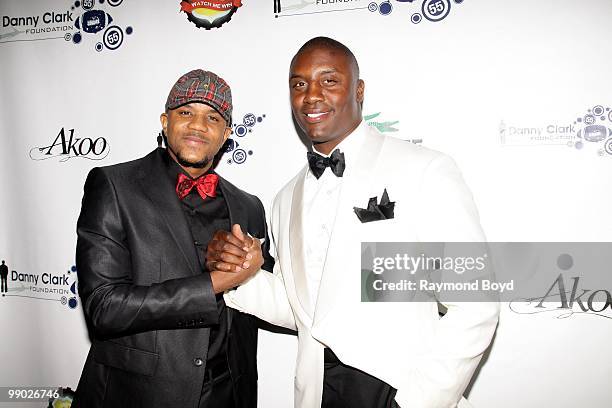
[[0, 0, 133, 53], [180, 0, 243, 29], [500, 104, 612, 157], [1, 259, 79, 310], [273, 0, 464, 23], [29, 127, 110, 162]]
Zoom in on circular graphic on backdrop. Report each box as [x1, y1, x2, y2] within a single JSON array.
[[103, 26, 123, 50], [411, 13, 422, 24], [225, 139, 239, 153], [232, 149, 247, 164], [422, 0, 451, 22], [379, 1, 393, 15], [592, 105, 604, 116], [95, 42, 104, 52], [604, 138, 612, 155], [583, 114, 595, 125], [64, 33, 72, 41], [243, 113, 256, 127], [234, 124, 248, 137], [68, 297, 78, 309], [72, 32, 82, 44], [107, 0, 123, 6], [368, 2, 378, 12], [557, 253, 573, 270], [82, 0, 94, 10]]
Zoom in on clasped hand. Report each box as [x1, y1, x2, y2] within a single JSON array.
[[207, 224, 263, 294]]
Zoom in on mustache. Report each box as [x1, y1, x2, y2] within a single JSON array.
[[184, 132, 208, 141]]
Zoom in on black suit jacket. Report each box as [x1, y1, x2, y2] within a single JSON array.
[[72, 148, 273, 408]]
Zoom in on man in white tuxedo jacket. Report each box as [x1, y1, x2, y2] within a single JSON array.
[[207, 37, 499, 408]]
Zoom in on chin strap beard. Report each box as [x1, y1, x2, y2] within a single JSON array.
[[167, 144, 213, 170]]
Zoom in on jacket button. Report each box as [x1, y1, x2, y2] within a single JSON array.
[[178, 321, 183, 327], [198, 318, 205, 324], [193, 358, 203, 367]]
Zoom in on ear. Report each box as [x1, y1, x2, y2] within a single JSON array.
[[223, 126, 232, 143], [160, 112, 168, 134], [356, 79, 365, 103]]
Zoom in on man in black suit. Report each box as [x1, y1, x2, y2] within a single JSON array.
[[72, 69, 271, 408], [0, 260, 8, 293]]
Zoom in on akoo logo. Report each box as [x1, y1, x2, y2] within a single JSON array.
[[509, 253, 612, 320], [29, 127, 110, 162], [180, 0, 243, 30], [529, 273, 612, 319]]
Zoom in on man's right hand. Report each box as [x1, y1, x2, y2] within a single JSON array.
[[207, 224, 264, 294]]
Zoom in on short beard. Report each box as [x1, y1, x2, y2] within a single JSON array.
[[175, 152, 212, 169], [167, 143, 212, 169]]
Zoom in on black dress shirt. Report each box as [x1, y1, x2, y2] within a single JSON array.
[[164, 151, 229, 369]]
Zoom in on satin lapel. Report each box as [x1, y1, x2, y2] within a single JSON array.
[[216, 177, 247, 329], [217, 177, 245, 232], [137, 149, 200, 276], [289, 167, 313, 318], [313, 128, 385, 326]]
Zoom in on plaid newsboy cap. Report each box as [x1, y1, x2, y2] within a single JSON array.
[[165, 69, 232, 124]]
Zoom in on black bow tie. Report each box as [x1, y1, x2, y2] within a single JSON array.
[[307, 149, 346, 179]]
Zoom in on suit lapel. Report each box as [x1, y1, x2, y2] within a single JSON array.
[[313, 127, 385, 326], [137, 149, 200, 277], [217, 177, 246, 231], [288, 167, 314, 319], [216, 177, 249, 331]]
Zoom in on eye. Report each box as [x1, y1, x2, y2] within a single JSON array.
[[178, 109, 192, 116], [292, 80, 306, 90], [208, 115, 219, 122], [323, 78, 337, 85]]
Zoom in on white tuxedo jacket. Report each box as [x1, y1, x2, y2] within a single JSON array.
[[226, 123, 499, 408]]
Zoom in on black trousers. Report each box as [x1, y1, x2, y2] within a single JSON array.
[[322, 348, 399, 408], [198, 360, 235, 408]]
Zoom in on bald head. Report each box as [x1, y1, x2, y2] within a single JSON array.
[[291, 36, 360, 79]]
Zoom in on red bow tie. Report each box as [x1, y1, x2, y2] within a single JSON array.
[[176, 173, 219, 200]]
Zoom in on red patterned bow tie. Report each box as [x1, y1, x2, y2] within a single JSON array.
[[176, 173, 219, 200]]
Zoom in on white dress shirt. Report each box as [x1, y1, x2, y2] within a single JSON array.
[[302, 121, 367, 315]]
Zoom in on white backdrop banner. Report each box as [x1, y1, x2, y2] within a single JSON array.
[[1, 0, 611, 407]]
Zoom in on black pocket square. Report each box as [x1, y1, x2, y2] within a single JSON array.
[[353, 189, 395, 223]]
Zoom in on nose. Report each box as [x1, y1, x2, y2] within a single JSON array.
[[304, 82, 323, 105], [187, 114, 208, 133]]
